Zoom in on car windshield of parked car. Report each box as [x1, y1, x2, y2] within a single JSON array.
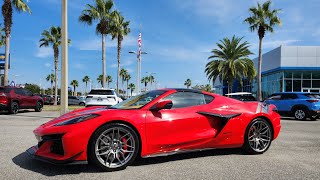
[[111, 90, 167, 109]]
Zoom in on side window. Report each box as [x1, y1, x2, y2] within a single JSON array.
[[163, 92, 211, 109], [14, 89, 25, 95], [24, 89, 32, 96], [281, 94, 297, 100], [268, 95, 281, 100]]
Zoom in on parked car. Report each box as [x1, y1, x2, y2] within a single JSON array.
[[68, 96, 86, 106], [27, 88, 281, 171], [36, 94, 54, 105], [225, 92, 257, 101], [264, 92, 320, 120], [85, 88, 122, 107], [0, 86, 44, 114]]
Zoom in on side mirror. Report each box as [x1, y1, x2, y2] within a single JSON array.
[[151, 100, 173, 111]]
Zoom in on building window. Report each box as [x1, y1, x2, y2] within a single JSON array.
[[284, 71, 292, 78], [293, 72, 301, 79], [303, 72, 311, 79], [313, 72, 320, 79], [293, 80, 301, 92], [312, 80, 320, 88], [303, 80, 311, 88], [285, 80, 292, 92]]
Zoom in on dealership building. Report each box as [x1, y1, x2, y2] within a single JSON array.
[[252, 46, 320, 98], [214, 46, 320, 98]]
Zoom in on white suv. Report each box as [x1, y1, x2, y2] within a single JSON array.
[[85, 89, 122, 107]]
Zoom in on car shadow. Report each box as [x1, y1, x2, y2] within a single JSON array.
[[281, 117, 319, 121], [12, 148, 244, 176]]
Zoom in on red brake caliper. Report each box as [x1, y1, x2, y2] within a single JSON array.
[[121, 137, 128, 155]]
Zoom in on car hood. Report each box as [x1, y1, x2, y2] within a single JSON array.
[[41, 106, 110, 127]]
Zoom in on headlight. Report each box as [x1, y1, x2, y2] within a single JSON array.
[[54, 114, 100, 126]]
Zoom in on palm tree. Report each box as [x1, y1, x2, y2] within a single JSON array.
[[79, 0, 114, 88], [205, 36, 256, 94], [141, 77, 149, 91], [120, 68, 128, 95], [128, 83, 135, 97], [184, 79, 192, 88], [244, 0, 281, 101], [124, 73, 131, 97], [39, 26, 71, 105], [106, 75, 112, 88], [148, 75, 155, 90], [0, 25, 5, 47], [203, 84, 212, 92], [2, 0, 31, 86], [70, 80, 79, 96], [82, 76, 90, 94], [110, 11, 131, 94], [97, 74, 103, 87], [46, 74, 55, 95]]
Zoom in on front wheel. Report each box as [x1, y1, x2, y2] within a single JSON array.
[[88, 123, 140, 171], [79, 102, 85, 106], [35, 101, 43, 112], [243, 118, 273, 154]]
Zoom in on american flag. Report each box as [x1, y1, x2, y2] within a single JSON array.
[[138, 33, 142, 57]]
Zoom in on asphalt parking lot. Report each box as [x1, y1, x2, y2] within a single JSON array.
[[0, 111, 319, 180]]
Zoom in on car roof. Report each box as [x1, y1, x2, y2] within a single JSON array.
[[272, 92, 309, 95], [159, 88, 203, 94], [90, 88, 114, 91], [225, 92, 252, 96]]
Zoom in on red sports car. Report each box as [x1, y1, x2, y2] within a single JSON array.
[[27, 88, 281, 171]]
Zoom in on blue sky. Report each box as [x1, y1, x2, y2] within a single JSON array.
[[2, 0, 320, 92]]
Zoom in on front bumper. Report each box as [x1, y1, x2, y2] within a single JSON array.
[[26, 145, 87, 165], [0, 103, 8, 110]]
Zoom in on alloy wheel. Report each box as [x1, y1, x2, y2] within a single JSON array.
[[295, 110, 305, 120], [95, 127, 136, 168], [248, 120, 271, 153]]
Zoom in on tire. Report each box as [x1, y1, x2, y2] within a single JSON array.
[[79, 102, 85, 106], [88, 123, 140, 171], [35, 101, 43, 112], [9, 101, 19, 114], [243, 118, 273, 154], [293, 108, 307, 120]]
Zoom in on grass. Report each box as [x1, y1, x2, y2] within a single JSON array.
[[43, 105, 85, 112]]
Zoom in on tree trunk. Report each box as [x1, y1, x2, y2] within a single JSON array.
[[117, 37, 121, 94], [85, 82, 87, 95], [102, 34, 106, 88], [126, 80, 129, 97], [2, 0, 12, 86], [257, 37, 263, 101], [53, 47, 59, 106], [122, 80, 124, 95], [131, 89, 133, 97], [50, 81, 53, 95], [74, 86, 76, 96]]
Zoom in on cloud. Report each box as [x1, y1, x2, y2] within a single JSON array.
[[36, 46, 53, 58], [77, 35, 137, 51], [251, 39, 300, 50], [174, 0, 245, 24], [110, 59, 134, 68], [74, 63, 85, 70], [44, 63, 51, 67]]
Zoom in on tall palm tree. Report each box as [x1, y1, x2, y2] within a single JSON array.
[[128, 83, 135, 97], [124, 73, 131, 97], [148, 75, 155, 90], [141, 77, 149, 91], [110, 10, 130, 94], [184, 79, 192, 88], [70, 80, 79, 96], [205, 36, 256, 94], [97, 74, 103, 87], [244, 0, 281, 101], [2, 0, 31, 86], [106, 75, 112, 88], [82, 76, 90, 94], [79, 0, 114, 88], [46, 74, 55, 95], [39, 26, 71, 105], [120, 68, 128, 95], [203, 84, 212, 92], [0, 24, 5, 47]]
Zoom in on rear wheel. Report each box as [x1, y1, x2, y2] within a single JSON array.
[[9, 102, 19, 114], [79, 102, 85, 106], [35, 101, 43, 112], [243, 118, 272, 154], [88, 123, 140, 171]]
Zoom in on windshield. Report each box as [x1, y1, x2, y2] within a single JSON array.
[[111, 90, 167, 109]]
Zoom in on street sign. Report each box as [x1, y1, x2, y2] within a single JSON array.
[[0, 53, 10, 69]]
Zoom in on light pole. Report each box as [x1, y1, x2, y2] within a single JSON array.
[[129, 51, 147, 94], [60, 0, 68, 115]]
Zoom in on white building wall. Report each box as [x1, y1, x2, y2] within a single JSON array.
[[281, 46, 320, 67]]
